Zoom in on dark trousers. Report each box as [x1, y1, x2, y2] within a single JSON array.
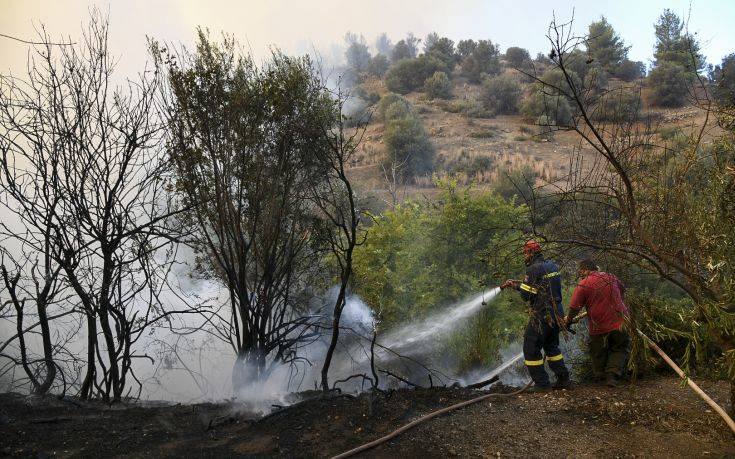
[[523, 319, 569, 387], [589, 329, 630, 378]]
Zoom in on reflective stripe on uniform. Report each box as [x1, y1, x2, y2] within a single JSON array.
[[547, 353, 564, 362], [519, 283, 538, 294], [543, 271, 560, 279], [524, 359, 544, 366]]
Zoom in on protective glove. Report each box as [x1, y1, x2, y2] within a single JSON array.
[[500, 279, 519, 290]]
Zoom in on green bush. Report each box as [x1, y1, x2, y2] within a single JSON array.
[[628, 293, 724, 379], [384, 55, 448, 94], [712, 53, 735, 107], [480, 75, 522, 115], [592, 88, 642, 122], [615, 59, 646, 81], [443, 152, 494, 176], [493, 165, 538, 201], [425, 36, 457, 70], [352, 182, 527, 372], [505, 46, 530, 68], [460, 39, 501, 84], [376, 93, 411, 121], [647, 61, 692, 107], [520, 91, 573, 126], [383, 111, 435, 180], [436, 99, 491, 118], [424, 71, 453, 99], [367, 54, 390, 77]]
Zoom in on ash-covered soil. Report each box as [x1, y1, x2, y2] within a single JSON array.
[[1, 377, 733, 458]]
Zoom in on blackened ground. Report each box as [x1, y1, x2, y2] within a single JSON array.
[[1, 377, 733, 458]]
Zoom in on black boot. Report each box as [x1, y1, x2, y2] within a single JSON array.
[[526, 384, 552, 393], [553, 374, 571, 390]]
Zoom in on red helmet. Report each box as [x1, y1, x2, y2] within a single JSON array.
[[523, 239, 541, 254]]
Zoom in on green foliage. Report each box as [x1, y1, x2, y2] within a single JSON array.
[[424, 71, 453, 100], [375, 33, 393, 56], [493, 165, 538, 201], [647, 61, 692, 107], [586, 17, 629, 72], [425, 36, 457, 70], [505, 47, 531, 68], [456, 39, 477, 59], [460, 39, 501, 84], [653, 8, 705, 71], [344, 32, 371, 73], [519, 67, 580, 126], [521, 90, 573, 126], [367, 54, 390, 77], [480, 74, 522, 115], [441, 150, 494, 176], [712, 53, 735, 107], [376, 93, 411, 121], [592, 88, 642, 122], [383, 108, 435, 180], [628, 293, 726, 379], [385, 55, 448, 94], [614, 59, 646, 81], [436, 99, 491, 118], [352, 182, 527, 371], [391, 33, 420, 62]]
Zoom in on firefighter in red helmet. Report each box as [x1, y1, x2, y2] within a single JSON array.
[[501, 240, 570, 391]]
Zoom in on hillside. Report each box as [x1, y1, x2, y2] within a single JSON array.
[[347, 71, 716, 207]]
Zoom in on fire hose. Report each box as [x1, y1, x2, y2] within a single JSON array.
[[331, 312, 735, 458]]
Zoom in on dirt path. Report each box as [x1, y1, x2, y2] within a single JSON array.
[[1, 377, 733, 458]]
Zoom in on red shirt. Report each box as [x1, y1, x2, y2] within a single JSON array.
[[569, 271, 629, 335]]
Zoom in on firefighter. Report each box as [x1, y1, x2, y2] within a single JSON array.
[[565, 258, 630, 387], [501, 240, 570, 391]]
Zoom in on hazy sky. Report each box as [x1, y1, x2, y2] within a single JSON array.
[[1, 0, 734, 78]]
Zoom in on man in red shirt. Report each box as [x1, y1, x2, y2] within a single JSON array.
[[565, 259, 630, 387]]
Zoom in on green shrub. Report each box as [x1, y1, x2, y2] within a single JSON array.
[[424, 71, 453, 100], [712, 53, 735, 107], [384, 55, 448, 94], [615, 59, 646, 81], [628, 293, 724, 379], [383, 112, 435, 180], [592, 88, 642, 122], [460, 39, 501, 83], [493, 165, 538, 201], [367, 54, 389, 77], [505, 46, 530, 68], [376, 93, 411, 121], [647, 61, 692, 107], [443, 153, 495, 176], [520, 91, 573, 126], [436, 99, 491, 118], [352, 182, 527, 372], [425, 36, 457, 70], [480, 75, 522, 115]]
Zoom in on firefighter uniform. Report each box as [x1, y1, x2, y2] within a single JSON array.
[[516, 252, 570, 388]]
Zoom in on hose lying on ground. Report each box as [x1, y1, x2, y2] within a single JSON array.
[[330, 381, 532, 459]]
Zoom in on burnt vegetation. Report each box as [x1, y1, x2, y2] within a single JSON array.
[[0, 6, 734, 437]]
